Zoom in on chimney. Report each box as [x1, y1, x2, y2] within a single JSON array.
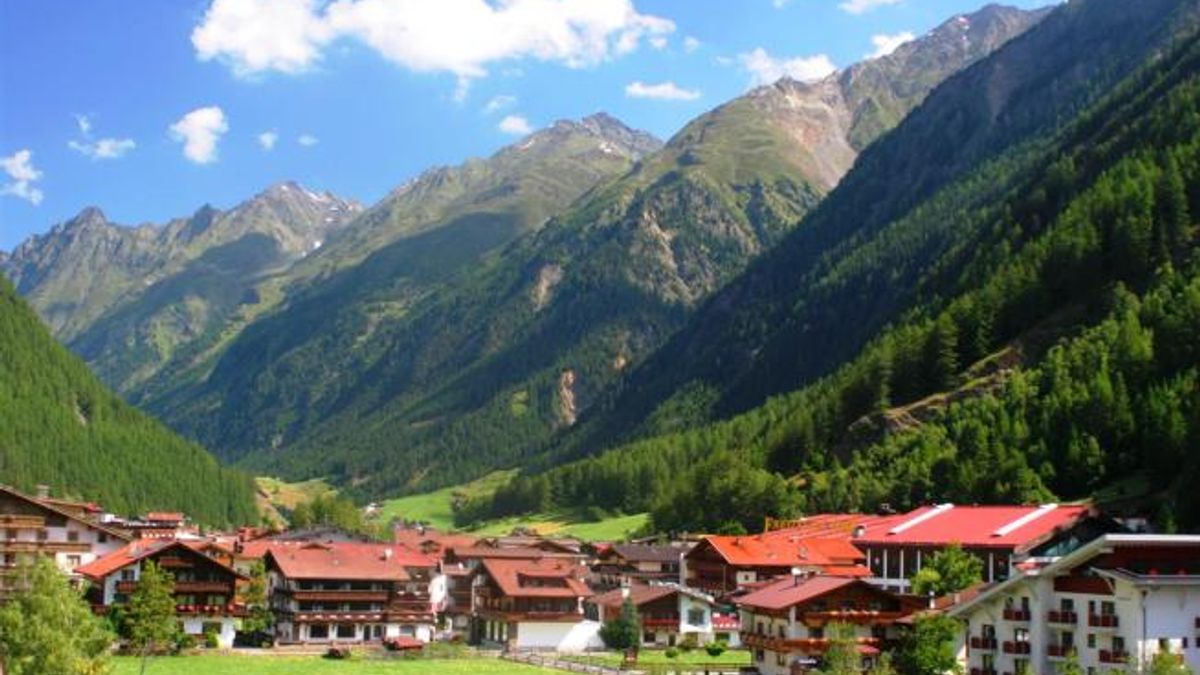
[[35, 484, 50, 499], [852, 525, 866, 539], [384, 548, 393, 561], [791, 566, 804, 586]]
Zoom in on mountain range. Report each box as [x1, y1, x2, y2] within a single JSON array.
[[6, 0, 1198, 531]]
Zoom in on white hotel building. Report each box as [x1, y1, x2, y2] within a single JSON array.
[[951, 535, 1200, 675]]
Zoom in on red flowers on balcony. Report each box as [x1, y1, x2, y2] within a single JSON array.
[[1003, 608, 1031, 622], [1089, 614, 1119, 628]]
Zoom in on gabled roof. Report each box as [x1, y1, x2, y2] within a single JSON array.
[[143, 512, 185, 523], [76, 539, 246, 581], [0, 485, 130, 542], [609, 544, 686, 564], [736, 575, 860, 611], [448, 546, 572, 560], [591, 584, 677, 610], [393, 529, 479, 555], [480, 558, 591, 599], [266, 542, 435, 582]]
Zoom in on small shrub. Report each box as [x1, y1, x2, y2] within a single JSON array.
[[705, 641, 728, 657], [174, 633, 198, 652], [203, 629, 220, 649], [665, 647, 680, 659]]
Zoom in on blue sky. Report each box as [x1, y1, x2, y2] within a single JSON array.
[[0, 0, 1056, 251]]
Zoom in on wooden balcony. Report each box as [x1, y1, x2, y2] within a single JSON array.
[[475, 608, 581, 623], [1, 540, 91, 553], [970, 637, 998, 651], [1099, 650, 1129, 664], [1088, 614, 1119, 629], [294, 610, 385, 623], [291, 590, 389, 603], [1002, 608, 1031, 622], [803, 610, 907, 625], [0, 515, 44, 529], [175, 603, 247, 617], [1047, 610, 1078, 624], [174, 580, 233, 594], [741, 632, 880, 654], [1047, 645, 1076, 659], [642, 616, 680, 630], [1001, 641, 1031, 655]]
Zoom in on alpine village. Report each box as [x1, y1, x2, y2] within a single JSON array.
[[3, 1, 1200, 674]]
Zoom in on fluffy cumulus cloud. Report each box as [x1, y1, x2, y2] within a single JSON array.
[[625, 80, 700, 101], [1, 150, 45, 205], [192, 0, 675, 96], [169, 106, 228, 164], [868, 31, 914, 58], [498, 114, 533, 135], [683, 36, 701, 53], [258, 130, 279, 150], [839, 0, 902, 15], [67, 115, 136, 160], [738, 47, 836, 87], [297, 133, 319, 146]]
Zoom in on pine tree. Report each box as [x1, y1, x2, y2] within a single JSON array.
[[126, 561, 178, 675]]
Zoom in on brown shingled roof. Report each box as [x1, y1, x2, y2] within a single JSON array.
[[266, 542, 435, 582], [480, 558, 591, 599]]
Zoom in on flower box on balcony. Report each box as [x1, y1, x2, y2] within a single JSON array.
[[1003, 609, 1031, 622], [1002, 641, 1031, 655], [1048, 610, 1078, 624], [1089, 614, 1119, 628], [970, 637, 998, 650]]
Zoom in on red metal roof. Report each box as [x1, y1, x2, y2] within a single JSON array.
[[266, 542, 435, 582], [701, 535, 866, 568], [735, 575, 859, 611], [591, 584, 677, 611], [479, 557, 591, 599], [852, 504, 1092, 550]]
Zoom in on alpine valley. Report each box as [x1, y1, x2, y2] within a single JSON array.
[[5, 0, 1200, 535]]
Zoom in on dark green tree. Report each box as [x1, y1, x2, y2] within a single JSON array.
[[910, 544, 984, 597], [896, 614, 963, 675], [0, 558, 113, 675], [599, 597, 641, 651], [126, 561, 178, 675]]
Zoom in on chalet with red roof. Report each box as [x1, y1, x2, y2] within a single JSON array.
[[472, 556, 600, 652], [77, 539, 248, 648], [264, 542, 444, 644], [950, 534, 1200, 675], [737, 575, 918, 675], [593, 543, 688, 589], [0, 484, 129, 595], [684, 535, 871, 594], [588, 583, 741, 648]]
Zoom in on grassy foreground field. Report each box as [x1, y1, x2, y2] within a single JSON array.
[[113, 655, 556, 674], [565, 649, 751, 667]]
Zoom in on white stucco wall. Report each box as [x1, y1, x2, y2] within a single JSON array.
[[180, 617, 237, 648], [514, 620, 603, 652]]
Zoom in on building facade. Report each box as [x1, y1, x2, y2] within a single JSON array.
[[590, 582, 742, 648], [951, 535, 1200, 675], [265, 542, 444, 644], [472, 557, 600, 652]]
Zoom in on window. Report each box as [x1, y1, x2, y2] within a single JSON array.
[[1062, 632, 1075, 649], [309, 624, 329, 639], [202, 621, 222, 636], [757, 621, 765, 636], [811, 627, 825, 639], [1100, 601, 1115, 616], [777, 653, 787, 666], [1088, 634, 1096, 648], [1113, 637, 1126, 653], [67, 531, 79, 543], [756, 649, 765, 663], [36, 530, 48, 541], [982, 624, 996, 639], [1061, 598, 1075, 611], [98, 533, 107, 543], [1014, 659, 1029, 675], [1020, 597, 1030, 611], [1158, 638, 1170, 653], [336, 624, 355, 639], [120, 569, 136, 581], [1015, 628, 1029, 643], [66, 555, 82, 569], [5, 529, 15, 540], [644, 631, 656, 643], [778, 625, 786, 638], [983, 655, 995, 670], [687, 608, 706, 625]]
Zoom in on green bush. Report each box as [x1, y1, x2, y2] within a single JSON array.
[[665, 647, 680, 659], [203, 629, 219, 649], [705, 641, 728, 657]]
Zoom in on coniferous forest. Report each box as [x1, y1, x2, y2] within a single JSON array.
[[0, 276, 257, 525]]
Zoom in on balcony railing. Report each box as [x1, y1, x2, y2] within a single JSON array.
[[1002, 641, 1031, 655], [174, 580, 233, 594], [291, 590, 390, 603], [970, 669, 998, 675], [175, 603, 246, 617], [642, 617, 681, 629], [1089, 614, 1119, 629], [970, 637, 998, 651], [1047, 610, 1078, 624], [1099, 650, 1129, 664], [1002, 609, 1031, 622]]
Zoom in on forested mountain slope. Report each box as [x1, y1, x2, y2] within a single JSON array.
[[0, 276, 257, 525], [472, 0, 1200, 533], [2, 184, 360, 392], [140, 6, 1040, 500], [570, 0, 1200, 454]]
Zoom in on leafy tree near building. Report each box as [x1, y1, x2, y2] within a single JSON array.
[[240, 560, 274, 640], [817, 623, 862, 675], [1147, 651, 1195, 675], [599, 597, 641, 651], [910, 544, 984, 598], [896, 614, 963, 675], [0, 557, 113, 675], [125, 561, 178, 675]]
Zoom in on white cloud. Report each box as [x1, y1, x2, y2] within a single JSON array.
[[1, 150, 44, 205], [169, 106, 228, 164], [192, 0, 675, 97], [738, 47, 836, 87], [258, 130, 279, 150], [297, 133, 319, 146], [683, 36, 701, 53], [625, 80, 700, 101], [498, 114, 533, 135], [867, 31, 914, 59], [67, 115, 136, 160], [649, 35, 668, 50], [839, 0, 902, 15], [482, 94, 517, 115], [68, 138, 137, 160]]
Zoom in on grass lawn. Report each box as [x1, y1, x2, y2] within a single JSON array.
[[467, 512, 650, 541], [375, 471, 516, 530], [112, 655, 557, 674], [565, 648, 751, 667]]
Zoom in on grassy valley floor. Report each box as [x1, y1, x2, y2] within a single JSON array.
[[113, 655, 557, 674]]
